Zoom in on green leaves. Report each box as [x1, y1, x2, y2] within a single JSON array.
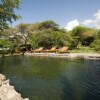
[[0, 38, 10, 48], [0, 0, 21, 30], [90, 30, 100, 51]]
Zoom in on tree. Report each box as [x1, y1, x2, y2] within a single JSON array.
[[28, 21, 61, 48], [0, 38, 10, 48], [81, 30, 95, 46], [0, 0, 21, 56], [16, 23, 33, 52], [90, 30, 100, 51], [72, 26, 87, 36], [29, 28, 72, 49], [71, 26, 93, 47], [38, 20, 59, 30], [29, 20, 59, 31], [16, 23, 31, 45], [0, 0, 21, 30]]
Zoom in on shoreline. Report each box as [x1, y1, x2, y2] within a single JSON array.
[[0, 54, 20, 57], [25, 52, 100, 60], [0, 74, 29, 100], [0, 52, 100, 60]]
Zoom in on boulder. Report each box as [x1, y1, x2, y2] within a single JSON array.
[[0, 74, 29, 100]]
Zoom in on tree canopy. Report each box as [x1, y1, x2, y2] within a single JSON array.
[[0, 0, 21, 30], [0, 19, 100, 53]]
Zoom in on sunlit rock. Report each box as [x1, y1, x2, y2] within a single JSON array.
[[0, 74, 29, 100]]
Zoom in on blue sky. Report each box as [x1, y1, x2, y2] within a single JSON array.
[[12, 0, 100, 30]]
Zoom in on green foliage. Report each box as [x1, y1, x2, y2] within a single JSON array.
[[1, 19, 100, 53], [35, 20, 59, 31], [72, 26, 87, 37], [29, 34, 38, 48], [0, 0, 21, 30], [16, 23, 31, 45], [29, 28, 72, 49], [27, 20, 74, 49], [90, 30, 100, 51], [97, 30, 100, 38], [17, 23, 28, 33], [81, 30, 95, 46], [0, 0, 99, 53], [0, 38, 10, 48], [71, 26, 96, 47]]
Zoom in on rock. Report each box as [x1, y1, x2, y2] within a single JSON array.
[[0, 74, 6, 81], [0, 74, 29, 100]]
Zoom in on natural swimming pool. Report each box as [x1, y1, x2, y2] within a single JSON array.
[[0, 55, 100, 100]]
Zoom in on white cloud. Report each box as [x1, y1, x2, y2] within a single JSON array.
[[82, 19, 94, 25], [64, 19, 79, 31], [64, 9, 100, 31], [82, 10, 100, 29], [94, 10, 100, 19]]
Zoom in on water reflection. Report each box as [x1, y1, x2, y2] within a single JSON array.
[[0, 56, 100, 100]]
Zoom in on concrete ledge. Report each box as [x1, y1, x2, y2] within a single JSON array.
[[25, 52, 100, 60]]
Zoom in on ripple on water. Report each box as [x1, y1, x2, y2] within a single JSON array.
[[0, 56, 100, 100]]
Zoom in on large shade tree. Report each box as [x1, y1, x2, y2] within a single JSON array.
[[16, 23, 32, 45], [0, 0, 21, 56], [0, 0, 21, 30], [28, 20, 59, 32]]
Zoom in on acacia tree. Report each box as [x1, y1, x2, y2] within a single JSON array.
[[0, 0, 21, 56], [16, 23, 31, 45], [29, 20, 59, 31], [38, 20, 59, 31], [0, 0, 21, 30]]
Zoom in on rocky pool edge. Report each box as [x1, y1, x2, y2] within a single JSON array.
[[0, 74, 29, 100]]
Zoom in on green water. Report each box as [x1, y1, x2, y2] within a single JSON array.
[[0, 55, 100, 100]]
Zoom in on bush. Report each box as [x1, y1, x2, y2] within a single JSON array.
[[90, 39, 100, 51]]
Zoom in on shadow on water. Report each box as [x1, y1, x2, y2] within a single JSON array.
[[0, 56, 100, 100]]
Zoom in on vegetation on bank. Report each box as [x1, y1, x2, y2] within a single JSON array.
[[0, 20, 100, 54], [0, 0, 100, 54]]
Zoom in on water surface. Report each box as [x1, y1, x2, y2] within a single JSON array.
[[0, 56, 100, 100]]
